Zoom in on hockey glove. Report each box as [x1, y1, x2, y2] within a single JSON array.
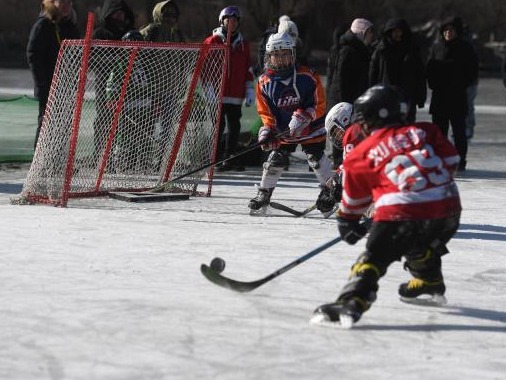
[[288, 109, 312, 137], [258, 127, 280, 151], [316, 186, 336, 213], [245, 87, 255, 107], [337, 217, 369, 245], [331, 176, 343, 203]]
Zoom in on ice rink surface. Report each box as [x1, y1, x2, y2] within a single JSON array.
[[0, 76, 505, 379]]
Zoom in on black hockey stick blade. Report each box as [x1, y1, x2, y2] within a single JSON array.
[[269, 202, 317, 217], [200, 218, 373, 293], [200, 264, 270, 292], [200, 235, 345, 293]]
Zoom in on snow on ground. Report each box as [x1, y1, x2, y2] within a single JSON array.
[[0, 77, 505, 379]]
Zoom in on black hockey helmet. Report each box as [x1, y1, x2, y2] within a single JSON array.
[[353, 85, 407, 133], [122, 30, 144, 42]]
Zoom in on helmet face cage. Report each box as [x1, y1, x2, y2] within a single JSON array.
[[264, 32, 296, 71], [328, 123, 346, 149], [219, 6, 242, 24]]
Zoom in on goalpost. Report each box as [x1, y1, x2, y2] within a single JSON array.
[[17, 13, 228, 207]]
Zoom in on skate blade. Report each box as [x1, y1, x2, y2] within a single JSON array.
[[338, 314, 355, 329], [249, 205, 268, 216], [400, 294, 447, 307], [309, 313, 354, 329]]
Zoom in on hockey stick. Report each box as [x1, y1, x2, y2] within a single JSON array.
[[200, 218, 373, 293], [147, 131, 288, 193], [269, 201, 317, 217]]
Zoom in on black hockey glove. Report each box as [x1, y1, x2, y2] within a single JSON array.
[[337, 217, 369, 245], [316, 179, 343, 213], [316, 186, 336, 213], [331, 180, 343, 203]]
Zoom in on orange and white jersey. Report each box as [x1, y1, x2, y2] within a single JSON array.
[[256, 65, 326, 144]]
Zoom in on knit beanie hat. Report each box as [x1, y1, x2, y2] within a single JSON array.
[[279, 15, 291, 23], [350, 18, 373, 36], [278, 20, 299, 39]]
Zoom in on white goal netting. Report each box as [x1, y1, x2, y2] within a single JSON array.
[[18, 22, 227, 207]]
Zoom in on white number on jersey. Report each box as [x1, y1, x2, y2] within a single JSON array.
[[384, 144, 450, 192]]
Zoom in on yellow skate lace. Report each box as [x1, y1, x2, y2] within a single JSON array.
[[407, 278, 443, 289]]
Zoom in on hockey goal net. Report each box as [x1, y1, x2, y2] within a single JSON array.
[[18, 15, 227, 207]]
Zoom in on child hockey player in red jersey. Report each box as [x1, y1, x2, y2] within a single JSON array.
[[249, 32, 333, 214], [312, 85, 462, 328]]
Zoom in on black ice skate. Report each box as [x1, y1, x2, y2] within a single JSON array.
[[248, 188, 273, 215], [399, 278, 447, 306], [310, 298, 365, 329]]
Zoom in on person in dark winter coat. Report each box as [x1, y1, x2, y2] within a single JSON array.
[[140, 0, 187, 43], [426, 16, 479, 172], [325, 26, 346, 167], [91, 0, 135, 161], [330, 18, 374, 167], [335, 18, 375, 104], [93, 0, 134, 41], [370, 18, 426, 123], [59, 4, 80, 42], [326, 27, 344, 108], [26, 0, 80, 149]]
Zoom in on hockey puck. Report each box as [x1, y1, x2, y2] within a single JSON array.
[[210, 257, 226, 273]]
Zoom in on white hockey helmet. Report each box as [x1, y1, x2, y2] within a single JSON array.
[[219, 5, 242, 25], [325, 102, 353, 149], [265, 32, 296, 71]]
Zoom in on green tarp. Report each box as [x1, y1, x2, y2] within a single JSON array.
[[0, 94, 37, 162]]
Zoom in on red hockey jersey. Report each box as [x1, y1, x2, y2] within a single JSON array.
[[340, 122, 462, 221], [342, 123, 366, 160]]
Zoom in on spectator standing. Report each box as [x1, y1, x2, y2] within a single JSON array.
[[369, 18, 426, 123], [325, 26, 346, 167], [204, 6, 254, 172], [426, 16, 478, 172], [91, 0, 135, 162], [140, 0, 187, 42], [463, 24, 479, 140], [336, 18, 375, 103], [26, 0, 80, 149], [59, 1, 80, 41], [329, 18, 374, 167]]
